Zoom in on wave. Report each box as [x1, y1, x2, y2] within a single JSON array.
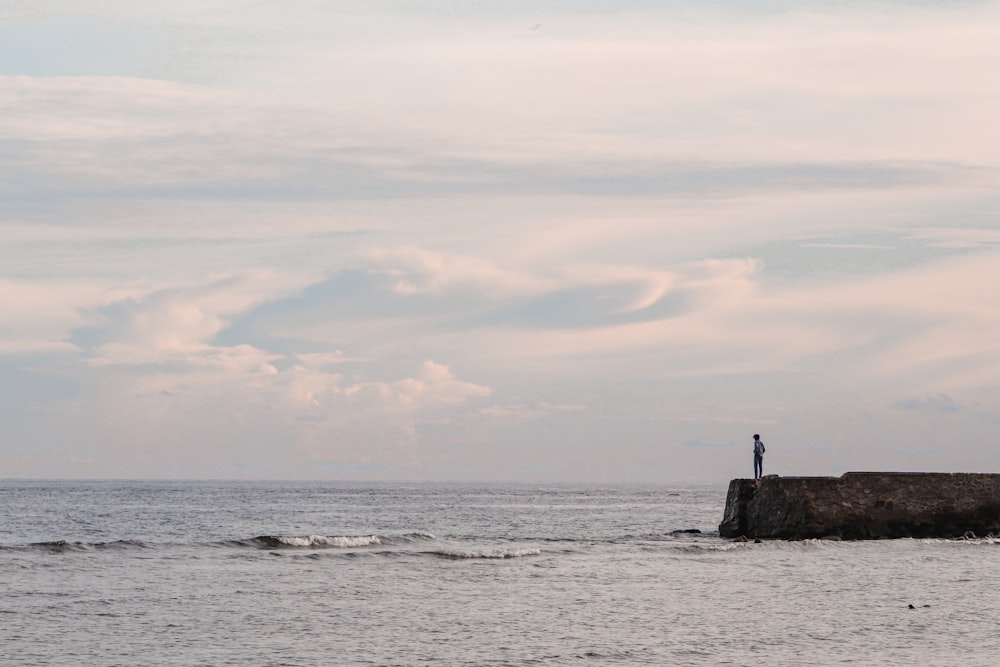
[[429, 547, 542, 560], [667, 542, 748, 554], [238, 533, 541, 559], [25, 540, 153, 553], [232, 532, 440, 550], [245, 534, 383, 549], [9, 533, 438, 553], [384, 532, 438, 545], [10, 530, 997, 561]]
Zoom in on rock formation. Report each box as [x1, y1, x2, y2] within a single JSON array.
[[719, 472, 1000, 539]]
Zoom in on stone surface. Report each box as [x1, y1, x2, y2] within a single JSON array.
[[718, 472, 1000, 539]]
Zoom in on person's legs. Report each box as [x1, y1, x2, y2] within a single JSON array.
[[754, 454, 762, 479]]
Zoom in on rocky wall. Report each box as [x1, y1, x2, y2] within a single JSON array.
[[718, 472, 1000, 539]]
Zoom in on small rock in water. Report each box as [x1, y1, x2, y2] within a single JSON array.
[[671, 528, 702, 534], [908, 604, 915, 609]]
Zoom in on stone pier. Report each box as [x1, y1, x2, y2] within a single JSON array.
[[719, 472, 1000, 539]]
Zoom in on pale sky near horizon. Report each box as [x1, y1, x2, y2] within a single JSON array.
[[2, 0, 1000, 482]]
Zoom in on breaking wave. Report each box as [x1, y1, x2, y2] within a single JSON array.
[[237, 533, 541, 559], [10, 533, 441, 553], [238, 532, 437, 550], [247, 534, 383, 549], [429, 547, 542, 560]]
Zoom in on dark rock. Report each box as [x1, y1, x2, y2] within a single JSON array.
[[718, 479, 758, 537], [719, 472, 1000, 540], [670, 529, 702, 534]]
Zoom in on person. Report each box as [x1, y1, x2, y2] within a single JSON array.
[[753, 434, 766, 479]]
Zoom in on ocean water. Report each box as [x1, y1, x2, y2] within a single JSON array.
[[2, 480, 1000, 666]]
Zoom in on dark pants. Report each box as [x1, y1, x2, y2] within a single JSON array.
[[754, 453, 763, 479]]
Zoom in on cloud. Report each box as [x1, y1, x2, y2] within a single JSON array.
[[0, 75, 434, 198], [69, 355, 493, 477], [47, 265, 495, 475], [6, 72, 973, 203], [220, 251, 733, 358], [342, 360, 492, 409], [771, 250, 1000, 390], [366, 246, 550, 298], [0, 279, 124, 355], [73, 271, 304, 365]]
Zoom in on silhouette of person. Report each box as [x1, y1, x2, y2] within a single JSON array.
[[753, 434, 766, 479]]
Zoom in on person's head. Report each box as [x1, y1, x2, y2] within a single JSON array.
[[753, 434, 760, 440]]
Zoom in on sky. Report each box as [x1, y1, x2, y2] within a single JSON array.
[[2, 0, 1000, 482]]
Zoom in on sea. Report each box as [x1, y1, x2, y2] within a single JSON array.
[[2, 480, 999, 666]]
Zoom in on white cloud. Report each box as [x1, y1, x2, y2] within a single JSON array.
[[341, 360, 492, 409], [80, 271, 304, 365], [0, 279, 126, 354], [366, 246, 550, 298]]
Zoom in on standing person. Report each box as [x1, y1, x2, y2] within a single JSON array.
[[753, 434, 766, 479]]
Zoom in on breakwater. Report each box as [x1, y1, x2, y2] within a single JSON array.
[[719, 472, 1000, 539]]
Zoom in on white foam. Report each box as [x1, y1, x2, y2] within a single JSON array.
[[433, 547, 542, 559], [274, 535, 382, 548], [331, 535, 382, 548]]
